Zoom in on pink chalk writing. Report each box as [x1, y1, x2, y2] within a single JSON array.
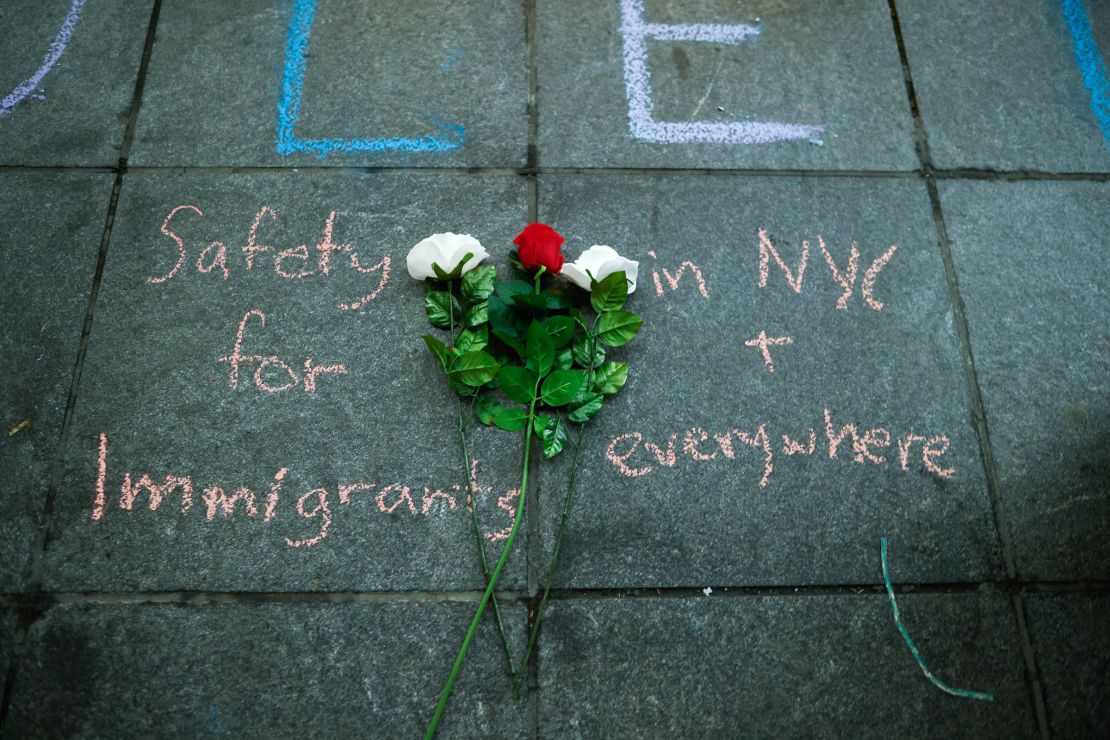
[[647, 250, 709, 299], [608, 407, 955, 487], [618, 0, 824, 144], [758, 229, 898, 310], [218, 309, 349, 394], [90, 433, 517, 548], [147, 205, 391, 311], [744, 330, 793, 373]]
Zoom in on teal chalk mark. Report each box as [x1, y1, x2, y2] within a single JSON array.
[[276, 0, 464, 157], [1060, 0, 1110, 150], [881, 538, 994, 701]]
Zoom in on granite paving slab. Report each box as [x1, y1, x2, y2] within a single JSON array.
[[5, 600, 527, 738], [539, 592, 1035, 738], [533, 174, 1001, 588], [41, 172, 532, 592], [128, 0, 527, 168], [1025, 591, 1110, 738], [940, 180, 1110, 581], [536, 0, 918, 170], [898, 0, 1110, 172], [0, 609, 13, 686], [0, 0, 153, 166], [0, 173, 113, 591]]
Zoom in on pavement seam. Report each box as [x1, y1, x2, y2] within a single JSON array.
[[887, 2, 1050, 737], [523, 1, 542, 736], [1, 2, 164, 730], [4, 164, 1110, 179]]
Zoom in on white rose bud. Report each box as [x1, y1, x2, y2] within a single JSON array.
[[406, 232, 490, 280], [562, 245, 639, 293]]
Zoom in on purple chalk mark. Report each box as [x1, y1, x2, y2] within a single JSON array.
[[0, 0, 87, 118], [619, 0, 824, 144]]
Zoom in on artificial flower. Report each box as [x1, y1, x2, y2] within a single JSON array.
[[561, 245, 639, 293], [406, 232, 489, 280], [513, 223, 565, 273]]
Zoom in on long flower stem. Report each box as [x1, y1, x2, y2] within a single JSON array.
[[446, 280, 515, 678], [425, 393, 538, 739], [512, 322, 600, 699]]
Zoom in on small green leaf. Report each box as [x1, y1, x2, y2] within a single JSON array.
[[476, 395, 501, 425], [541, 416, 569, 458], [541, 370, 585, 407], [597, 310, 643, 347], [544, 316, 575, 348], [464, 300, 488, 328], [568, 307, 588, 330], [456, 326, 488, 353], [493, 327, 524, 358], [424, 290, 463, 329], [554, 348, 574, 371], [545, 291, 572, 310], [449, 351, 499, 387], [499, 366, 537, 404], [495, 280, 533, 303], [432, 262, 451, 281], [567, 391, 604, 423], [592, 361, 628, 395], [511, 293, 548, 310], [493, 406, 530, 432], [421, 335, 449, 370], [526, 321, 554, 377], [572, 333, 605, 368], [533, 414, 551, 435], [591, 271, 628, 314], [461, 265, 497, 302]]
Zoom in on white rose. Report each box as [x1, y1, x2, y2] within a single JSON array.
[[562, 245, 639, 293], [406, 232, 490, 280]]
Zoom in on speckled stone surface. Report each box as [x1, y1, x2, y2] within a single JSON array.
[[941, 179, 1110, 581], [539, 592, 1036, 738], [5, 601, 527, 738], [533, 174, 1002, 588], [898, 0, 1110, 172], [0, 173, 113, 591], [0, 0, 152, 165], [40, 172, 532, 592], [128, 0, 527, 168]]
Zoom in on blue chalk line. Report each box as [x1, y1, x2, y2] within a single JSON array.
[[881, 538, 994, 701], [1060, 0, 1110, 150], [276, 0, 464, 157]]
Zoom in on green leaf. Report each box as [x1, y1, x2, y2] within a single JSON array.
[[492, 406, 530, 432], [476, 395, 501, 425], [493, 327, 524, 358], [568, 307, 588, 330], [554, 348, 574, 371], [449, 351, 499, 387], [421, 335, 449, 370], [541, 416, 569, 458], [592, 361, 628, 395], [544, 315, 576, 348], [424, 290, 463, 330], [464, 300, 488, 328], [567, 391, 604, 424], [541, 370, 585, 407], [499, 366, 537, 404], [461, 265, 496, 302], [572, 333, 605, 368], [495, 280, 533, 303], [533, 414, 551, 435], [511, 293, 548, 310], [597, 310, 643, 347], [456, 326, 488, 353], [545, 291, 572, 310], [526, 321, 554, 377], [591, 271, 628, 313]]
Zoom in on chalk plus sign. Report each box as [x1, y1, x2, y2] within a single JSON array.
[[744, 331, 794, 373]]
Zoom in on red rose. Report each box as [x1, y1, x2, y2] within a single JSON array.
[[514, 223, 565, 274]]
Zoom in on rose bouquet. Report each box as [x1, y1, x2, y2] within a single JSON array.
[[406, 224, 642, 737]]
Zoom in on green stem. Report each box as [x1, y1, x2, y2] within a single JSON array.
[[513, 321, 600, 699], [446, 279, 515, 679], [425, 391, 538, 739]]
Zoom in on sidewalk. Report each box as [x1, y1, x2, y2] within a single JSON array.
[[1, 1, 1107, 737]]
